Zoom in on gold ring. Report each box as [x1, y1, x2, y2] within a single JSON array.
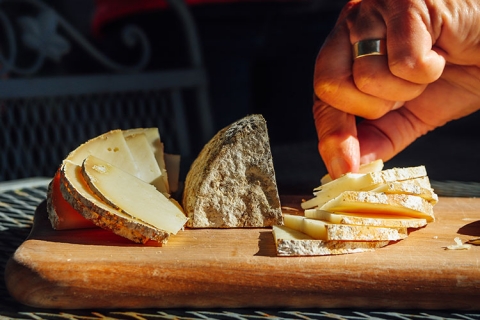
[[353, 39, 387, 59]]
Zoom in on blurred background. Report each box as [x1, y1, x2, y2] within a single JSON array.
[[1, 0, 479, 195]]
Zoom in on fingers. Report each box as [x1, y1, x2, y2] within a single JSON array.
[[350, 0, 446, 84], [314, 0, 446, 120], [313, 98, 360, 179]]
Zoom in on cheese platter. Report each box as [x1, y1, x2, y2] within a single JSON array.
[[4, 115, 480, 310], [5, 195, 480, 310]]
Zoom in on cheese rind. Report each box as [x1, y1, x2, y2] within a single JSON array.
[[320, 191, 435, 222], [81, 155, 187, 235], [283, 214, 407, 241], [273, 225, 389, 256], [303, 166, 429, 209], [60, 160, 170, 244], [304, 209, 427, 228], [182, 114, 282, 228]]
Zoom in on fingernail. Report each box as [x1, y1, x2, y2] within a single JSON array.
[[330, 157, 350, 179]]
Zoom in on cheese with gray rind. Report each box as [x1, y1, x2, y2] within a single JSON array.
[[304, 209, 427, 228], [320, 191, 435, 222], [302, 166, 429, 209], [60, 160, 170, 244], [273, 225, 389, 256], [182, 114, 282, 228], [283, 214, 407, 241]]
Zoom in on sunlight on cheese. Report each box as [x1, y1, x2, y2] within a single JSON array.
[[283, 214, 407, 241], [66, 129, 137, 176], [320, 159, 384, 185], [304, 209, 427, 228], [272, 225, 390, 256], [82, 155, 187, 234], [124, 132, 168, 195]]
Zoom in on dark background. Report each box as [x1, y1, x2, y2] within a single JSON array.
[[9, 0, 480, 194]]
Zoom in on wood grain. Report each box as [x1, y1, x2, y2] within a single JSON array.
[[5, 196, 480, 310]]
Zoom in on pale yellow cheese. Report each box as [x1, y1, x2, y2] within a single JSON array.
[[65, 129, 137, 176], [304, 209, 427, 228], [283, 214, 407, 241], [60, 160, 170, 244], [320, 159, 384, 185], [302, 166, 428, 209], [319, 191, 435, 222], [123, 128, 169, 194], [124, 132, 168, 195], [81, 155, 187, 235], [370, 177, 438, 204], [273, 225, 389, 256]]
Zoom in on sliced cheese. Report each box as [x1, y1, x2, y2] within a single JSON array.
[[66, 129, 137, 176], [320, 159, 384, 185], [304, 209, 427, 228], [60, 160, 171, 244], [283, 214, 407, 241], [123, 128, 170, 194], [124, 132, 168, 195], [182, 114, 282, 228], [302, 166, 428, 209], [47, 169, 96, 230], [320, 191, 435, 222], [81, 155, 187, 235], [371, 177, 438, 204], [273, 225, 389, 256]]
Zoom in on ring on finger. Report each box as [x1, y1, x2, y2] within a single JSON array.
[[353, 39, 387, 59]]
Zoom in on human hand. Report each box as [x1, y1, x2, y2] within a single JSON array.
[[313, 0, 480, 179]]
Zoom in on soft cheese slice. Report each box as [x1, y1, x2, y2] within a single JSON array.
[[124, 132, 169, 195], [302, 166, 428, 209], [273, 225, 389, 256], [304, 209, 427, 228], [60, 160, 170, 244], [123, 128, 170, 194], [81, 155, 187, 235], [283, 214, 407, 241], [182, 114, 282, 228], [320, 191, 435, 222], [320, 159, 384, 185], [66, 129, 137, 176]]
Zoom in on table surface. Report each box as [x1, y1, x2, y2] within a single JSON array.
[[2, 178, 480, 319]]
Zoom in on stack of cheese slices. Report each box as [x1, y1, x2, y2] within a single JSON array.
[[273, 159, 439, 256], [47, 128, 187, 244]]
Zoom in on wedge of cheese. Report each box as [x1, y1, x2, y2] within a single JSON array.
[[283, 214, 407, 241], [81, 155, 187, 235], [123, 132, 168, 195], [304, 209, 427, 228], [320, 159, 384, 185], [182, 114, 282, 228], [60, 160, 171, 244], [123, 128, 170, 194], [273, 225, 389, 256], [319, 191, 435, 222], [302, 166, 428, 209]]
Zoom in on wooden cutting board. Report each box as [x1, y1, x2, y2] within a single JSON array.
[[5, 196, 480, 310]]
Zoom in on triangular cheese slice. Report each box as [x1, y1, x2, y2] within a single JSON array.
[[273, 225, 389, 256]]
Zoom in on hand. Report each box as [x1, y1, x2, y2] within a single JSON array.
[[313, 0, 480, 179]]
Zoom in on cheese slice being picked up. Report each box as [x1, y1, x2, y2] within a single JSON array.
[[81, 155, 188, 236]]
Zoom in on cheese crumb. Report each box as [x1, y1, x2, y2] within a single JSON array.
[[445, 237, 471, 250]]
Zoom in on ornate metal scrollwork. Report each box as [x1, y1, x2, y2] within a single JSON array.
[[0, 0, 151, 76]]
